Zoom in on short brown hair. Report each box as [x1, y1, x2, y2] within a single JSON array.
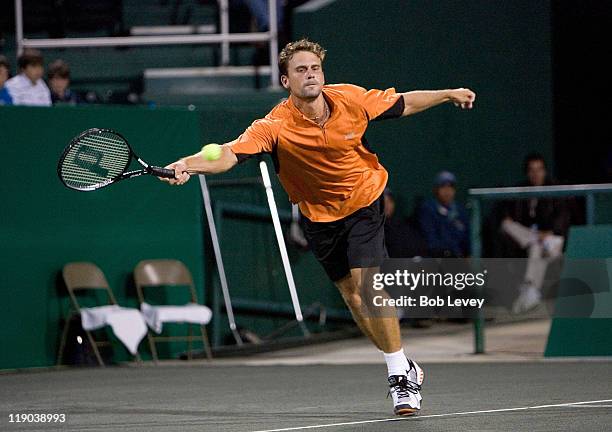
[[0, 55, 10, 71], [48, 59, 70, 80], [278, 39, 326, 76], [18, 49, 44, 70]]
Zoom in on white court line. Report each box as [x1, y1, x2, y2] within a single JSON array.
[[567, 405, 612, 408], [251, 399, 612, 432]]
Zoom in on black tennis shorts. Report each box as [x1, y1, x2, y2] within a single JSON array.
[[301, 193, 388, 282]]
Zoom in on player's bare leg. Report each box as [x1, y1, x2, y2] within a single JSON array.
[[335, 267, 424, 416], [334, 267, 401, 353]]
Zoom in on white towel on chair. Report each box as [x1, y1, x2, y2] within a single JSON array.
[[140, 302, 212, 334], [80, 305, 148, 355]]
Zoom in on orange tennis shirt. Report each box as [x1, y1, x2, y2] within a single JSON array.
[[229, 83, 404, 222]]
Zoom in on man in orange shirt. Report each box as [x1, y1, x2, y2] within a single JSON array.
[[162, 39, 475, 416]]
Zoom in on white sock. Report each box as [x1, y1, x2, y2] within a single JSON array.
[[383, 348, 410, 377]]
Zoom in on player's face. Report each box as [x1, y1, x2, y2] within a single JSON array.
[[282, 51, 324, 100]]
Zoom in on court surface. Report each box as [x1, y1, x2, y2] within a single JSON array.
[[1, 361, 611, 432]]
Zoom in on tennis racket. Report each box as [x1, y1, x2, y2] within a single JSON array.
[[57, 128, 177, 191]]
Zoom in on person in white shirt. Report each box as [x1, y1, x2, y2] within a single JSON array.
[[4, 49, 51, 106]]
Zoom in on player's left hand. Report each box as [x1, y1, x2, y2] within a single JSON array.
[[449, 88, 476, 109]]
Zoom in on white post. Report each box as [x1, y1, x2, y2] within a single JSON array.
[[198, 175, 243, 345], [15, 0, 24, 57], [219, 0, 230, 66], [268, 0, 280, 89], [21, 33, 270, 49], [259, 161, 308, 336]]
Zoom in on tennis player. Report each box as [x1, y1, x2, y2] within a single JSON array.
[[162, 39, 475, 416]]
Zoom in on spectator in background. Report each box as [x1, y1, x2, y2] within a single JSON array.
[[0, 55, 13, 105], [234, 0, 284, 33], [231, 0, 287, 75], [4, 49, 51, 106], [418, 171, 470, 258], [384, 188, 428, 258], [47, 59, 81, 105], [500, 153, 569, 313]]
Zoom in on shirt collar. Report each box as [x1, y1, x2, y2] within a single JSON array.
[[287, 87, 336, 124], [17, 73, 40, 87]]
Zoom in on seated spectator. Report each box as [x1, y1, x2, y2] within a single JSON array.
[[4, 49, 51, 106], [417, 171, 470, 258], [500, 153, 570, 313], [233, 0, 284, 32], [383, 188, 428, 258], [0, 55, 12, 105], [47, 59, 81, 105], [230, 0, 288, 72]]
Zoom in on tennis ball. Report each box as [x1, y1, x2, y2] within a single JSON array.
[[201, 143, 222, 161]]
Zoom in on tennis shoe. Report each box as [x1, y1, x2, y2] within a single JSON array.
[[387, 359, 424, 416]]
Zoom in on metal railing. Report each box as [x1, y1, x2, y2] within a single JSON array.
[[469, 183, 612, 354], [14, 0, 280, 89]]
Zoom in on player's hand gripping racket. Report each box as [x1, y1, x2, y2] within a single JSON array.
[[57, 128, 177, 191]]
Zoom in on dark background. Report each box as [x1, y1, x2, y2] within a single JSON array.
[[552, 0, 612, 184]]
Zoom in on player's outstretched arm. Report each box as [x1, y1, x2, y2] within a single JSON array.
[[161, 144, 238, 185], [401, 88, 476, 116]]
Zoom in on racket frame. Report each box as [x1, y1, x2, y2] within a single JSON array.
[[58, 128, 174, 191]]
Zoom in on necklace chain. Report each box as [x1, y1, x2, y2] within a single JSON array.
[[310, 101, 329, 122]]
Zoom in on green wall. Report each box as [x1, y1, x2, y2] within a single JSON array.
[[0, 105, 204, 369], [0, 101, 345, 370]]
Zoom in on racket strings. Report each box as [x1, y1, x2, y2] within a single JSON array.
[[60, 131, 131, 190]]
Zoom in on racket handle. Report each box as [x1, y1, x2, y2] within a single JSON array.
[[150, 166, 176, 179]]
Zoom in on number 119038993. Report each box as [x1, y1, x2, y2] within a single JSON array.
[[8, 413, 66, 423]]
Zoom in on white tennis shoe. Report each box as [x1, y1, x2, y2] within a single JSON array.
[[387, 359, 424, 416]]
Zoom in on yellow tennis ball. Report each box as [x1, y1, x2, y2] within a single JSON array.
[[201, 143, 222, 161]]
